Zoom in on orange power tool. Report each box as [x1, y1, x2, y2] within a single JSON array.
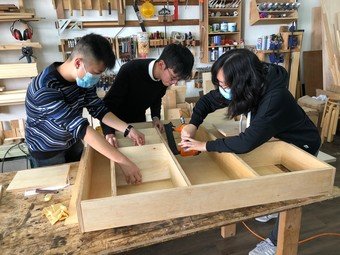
[[164, 117, 199, 157]]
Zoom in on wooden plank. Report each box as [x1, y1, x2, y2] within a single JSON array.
[[56, 0, 65, 19], [170, 85, 186, 104], [221, 224, 236, 238], [288, 51, 300, 98], [162, 89, 177, 109], [311, 7, 322, 50], [277, 208, 302, 255], [165, 108, 181, 120], [0, 89, 26, 106], [6, 164, 70, 192], [0, 63, 38, 79], [0, 42, 42, 50], [303, 50, 323, 96]]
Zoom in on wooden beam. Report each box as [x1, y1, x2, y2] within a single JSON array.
[[277, 208, 302, 255], [0, 89, 26, 106]]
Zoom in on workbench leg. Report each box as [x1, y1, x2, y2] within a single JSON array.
[[277, 207, 302, 255], [221, 224, 236, 238]]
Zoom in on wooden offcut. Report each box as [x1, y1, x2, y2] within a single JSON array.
[[6, 164, 70, 192]]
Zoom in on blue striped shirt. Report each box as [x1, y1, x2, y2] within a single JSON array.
[[25, 62, 109, 158]]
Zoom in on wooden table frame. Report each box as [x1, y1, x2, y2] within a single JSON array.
[[1, 164, 339, 255]]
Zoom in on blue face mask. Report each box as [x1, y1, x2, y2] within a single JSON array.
[[76, 65, 101, 89], [219, 86, 232, 100]]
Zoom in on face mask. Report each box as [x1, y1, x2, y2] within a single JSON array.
[[76, 64, 101, 88], [219, 86, 232, 100]]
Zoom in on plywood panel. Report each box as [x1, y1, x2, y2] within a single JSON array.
[[117, 180, 175, 195], [7, 164, 70, 192], [88, 150, 112, 199], [176, 153, 232, 184]]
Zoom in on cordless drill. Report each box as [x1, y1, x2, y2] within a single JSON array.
[[175, 116, 199, 157]]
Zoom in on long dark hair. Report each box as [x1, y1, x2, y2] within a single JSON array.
[[211, 48, 266, 118]]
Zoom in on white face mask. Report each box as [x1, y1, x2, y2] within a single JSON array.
[[219, 86, 232, 100]]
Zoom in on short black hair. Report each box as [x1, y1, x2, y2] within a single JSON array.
[[70, 33, 116, 69], [211, 48, 266, 117], [157, 43, 194, 80]]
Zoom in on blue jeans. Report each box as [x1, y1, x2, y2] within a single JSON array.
[[30, 140, 84, 168]]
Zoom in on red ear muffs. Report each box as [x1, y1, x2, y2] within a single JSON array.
[[10, 20, 33, 41]]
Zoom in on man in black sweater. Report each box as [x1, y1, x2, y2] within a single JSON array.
[[101, 44, 194, 146]]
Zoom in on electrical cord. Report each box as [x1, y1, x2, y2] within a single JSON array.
[[241, 221, 340, 245], [1, 140, 26, 173]]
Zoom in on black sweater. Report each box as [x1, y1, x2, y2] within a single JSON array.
[[101, 59, 167, 135], [190, 64, 321, 155]]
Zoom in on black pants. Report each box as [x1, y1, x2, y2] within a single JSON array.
[[30, 140, 84, 168]]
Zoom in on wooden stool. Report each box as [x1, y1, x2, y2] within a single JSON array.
[[320, 98, 340, 143]]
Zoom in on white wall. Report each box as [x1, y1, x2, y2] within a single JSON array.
[[0, 0, 320, 120]]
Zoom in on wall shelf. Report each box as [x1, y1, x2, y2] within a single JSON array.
[[209, 31, 240, 35], [200, 0, 243, 63], [0, 42, 42, 51], [250, 0, 298, 26]]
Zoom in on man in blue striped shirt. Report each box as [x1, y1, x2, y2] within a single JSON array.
[[25, 33, 145, 184]]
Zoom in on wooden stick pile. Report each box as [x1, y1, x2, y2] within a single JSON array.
[[320, 99, 340, 143]]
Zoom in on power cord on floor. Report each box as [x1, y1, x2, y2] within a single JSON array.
[[241, 221, 340, 245], [1, 140, 28, 173]]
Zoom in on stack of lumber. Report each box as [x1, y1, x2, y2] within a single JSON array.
[[321, 0, 340, 86], [162, 85, 194, 120], [320, 99, 340, 143], [0, 119, 25, 145]]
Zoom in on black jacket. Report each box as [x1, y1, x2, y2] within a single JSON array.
[[190, 64, 321, 155], [101, 59, 167, 135]]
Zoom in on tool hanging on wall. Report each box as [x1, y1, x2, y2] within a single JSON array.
[[98, 0, 103, 16], [19, 47, 37, 63], [133, 0, 146, 32]]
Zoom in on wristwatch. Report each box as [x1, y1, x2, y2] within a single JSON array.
[[124, 125, 133, 137]]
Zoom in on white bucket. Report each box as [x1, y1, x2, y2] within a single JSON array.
[[228, 22, 237, 32]]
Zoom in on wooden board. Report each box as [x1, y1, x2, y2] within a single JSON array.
[[311, 7, 322, 50], [0, 63, 38, 79], [303, 50, 323, 96], [6, 164, 70, 192]]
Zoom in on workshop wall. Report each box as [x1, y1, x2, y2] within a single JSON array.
[[0, 0, 320, 121]]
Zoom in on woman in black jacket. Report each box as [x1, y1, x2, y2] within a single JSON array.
[[179, 48, 321, 255]]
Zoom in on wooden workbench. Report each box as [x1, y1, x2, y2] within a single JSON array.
[[1, 162, 339, 255]]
